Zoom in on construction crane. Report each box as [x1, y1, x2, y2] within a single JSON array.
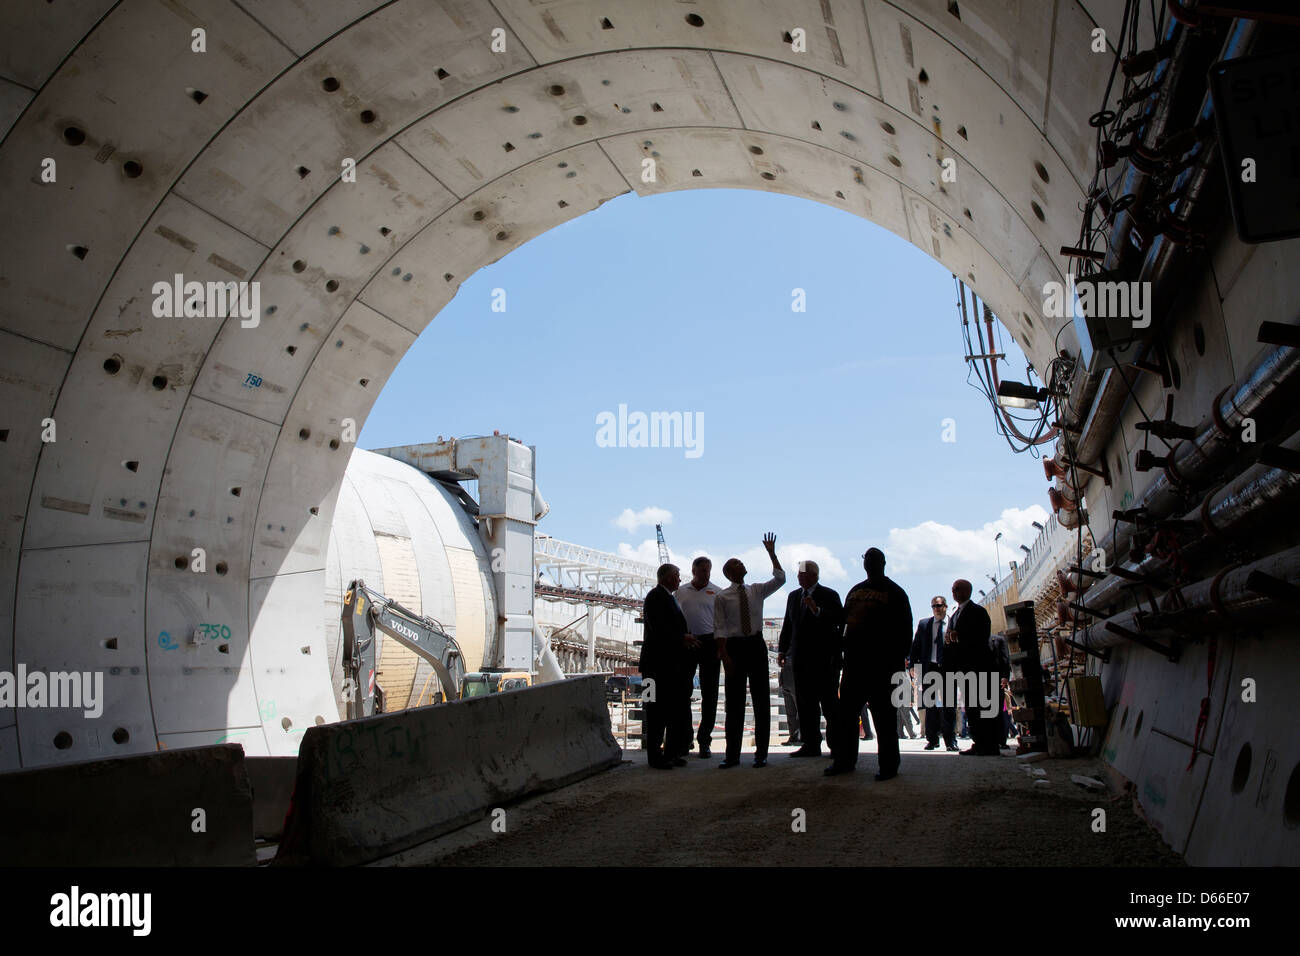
[[655, 524, 670, 564]]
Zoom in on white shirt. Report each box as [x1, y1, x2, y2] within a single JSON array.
[[676, 580, 725, 634], [714, 568, 787, 638]]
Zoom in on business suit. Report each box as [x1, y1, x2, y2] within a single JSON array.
[[948, 600, 1000, 755], [778, 584, 843, 752], [830, 575, 913, 775], [910, 617, 956, 748], [639, 584, 691, 765]]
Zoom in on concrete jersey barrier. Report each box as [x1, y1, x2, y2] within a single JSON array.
[[275, 675, 622, 865], [0, 744, 254, 866]]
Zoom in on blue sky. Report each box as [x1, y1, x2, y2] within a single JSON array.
[[360, 187, 1050, 618]]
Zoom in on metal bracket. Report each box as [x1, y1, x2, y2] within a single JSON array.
[[1104, 619, 1179, 661]]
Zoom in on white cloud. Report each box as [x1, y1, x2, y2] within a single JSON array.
[[613, 506, 673, 534], [884, 505, 1051, 582]]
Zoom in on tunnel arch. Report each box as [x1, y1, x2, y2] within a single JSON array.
[[0, 0, 1124, 767]]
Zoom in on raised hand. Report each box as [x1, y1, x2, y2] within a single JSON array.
[[762, 532, 777, 553]]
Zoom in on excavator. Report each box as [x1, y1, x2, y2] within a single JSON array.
[[340, 579, 465, 720]]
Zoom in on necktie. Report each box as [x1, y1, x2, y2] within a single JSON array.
[[934, 620, 942, 663], [738, 585, 752, 636]]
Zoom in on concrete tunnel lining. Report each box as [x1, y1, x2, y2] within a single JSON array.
[[1, 0, 1130, 767]]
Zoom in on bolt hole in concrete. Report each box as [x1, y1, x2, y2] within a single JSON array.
[[549, 84, 565, 96], [879, 120, 895, 135], [1285, 764, 1300, 828], [292, 259, 306, 272], [230, 486, 241, 496], [174, 555, 188, 570], [602, 18, 614, 29], [1231, 742, 1252, 794], [472, 209, 485, 221], [62, 125, 85, 145], [103, 356, 121, 374], [918, 68, 930, 84], [329, 438, 340, 450], [325, 279, 338, 292], [218, 644, 229, 654], [358, 378, 369, 387], [652, 102, 663, 112], [359, 109, 376, 124], [760, 171, 775, 180], [103, 638, 117, 650], [964, 208, 973, 219], [123, 460, 138, 472], [296, 165, 309, 178], [309, 506, 319, 515], [436, 68, 449, 79], [1034, 160, 1050, 183], [958, 125, 968, 139], [749, 145, 763, 155], [186, 88, 207, 103], [888, 154, 902, 167], [1194, 322, 1206, 355], [572, 114, 588, 125], [691, 169, 702, 177], [1031, 200, 1045, 222], [215, 562, 228, 575], [53, 732, 72, 750], [835, 190, 844, 199], [299, 428, 311, 440], [496, 231, 508, 240], [112, 728, 129, 745], [557, 199, 568, 207], [68, 244, 88, 260], [321, 76, 340, 92], [286, 345, 296, 355], [503, 141, 515, 152], [151, 374, 167, 389], [948, 1, 962, 18], [379, 226, 391, 236], [315, 715, 326, 725], [1120, 706, 1129, 729], [443, 272, 453, 281], [281, 717, 293, 731], [783, 31, 793, 43], [685, 13, 704, 27], [1134, 710, 1144, 737], [122, 160, 143, 178]]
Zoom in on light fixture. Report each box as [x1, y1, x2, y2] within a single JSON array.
[[979, 589, 986, 598], [997, 380, 1047, 410], [1020, 544, 1031, 554], [1031, 520, 1044, 531]]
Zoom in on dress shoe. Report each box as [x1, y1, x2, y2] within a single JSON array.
[[824, 764, 855, 776], [718, 759, 739, 769], [789, 747, 821, 758], [698, 747, 712, 759], [875, 770, 898, 781], [781, 738, 801, 746], [673, 757, 688, 766], [753, 758, 767, 768], [648, 759, 675, 770], [946, 744, 960, 752], [924, 742, 938, 750]]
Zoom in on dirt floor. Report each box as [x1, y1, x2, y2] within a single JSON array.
[[382, 739, 1185, 866]]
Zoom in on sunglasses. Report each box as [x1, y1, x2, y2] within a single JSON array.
[[932, 603, 947, 608]]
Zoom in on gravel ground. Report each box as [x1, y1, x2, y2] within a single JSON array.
[[382, 739, 1185, 866]]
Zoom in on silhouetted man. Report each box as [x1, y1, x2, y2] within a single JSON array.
[[713, 533, 785, 768], [947, 578, 1000, 756], [778, 560, 843, 758], [676, 556, 725, 758], [910, 595, 958, 752], [827, 548, 913, 780], [639, 563, 693, 769]]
